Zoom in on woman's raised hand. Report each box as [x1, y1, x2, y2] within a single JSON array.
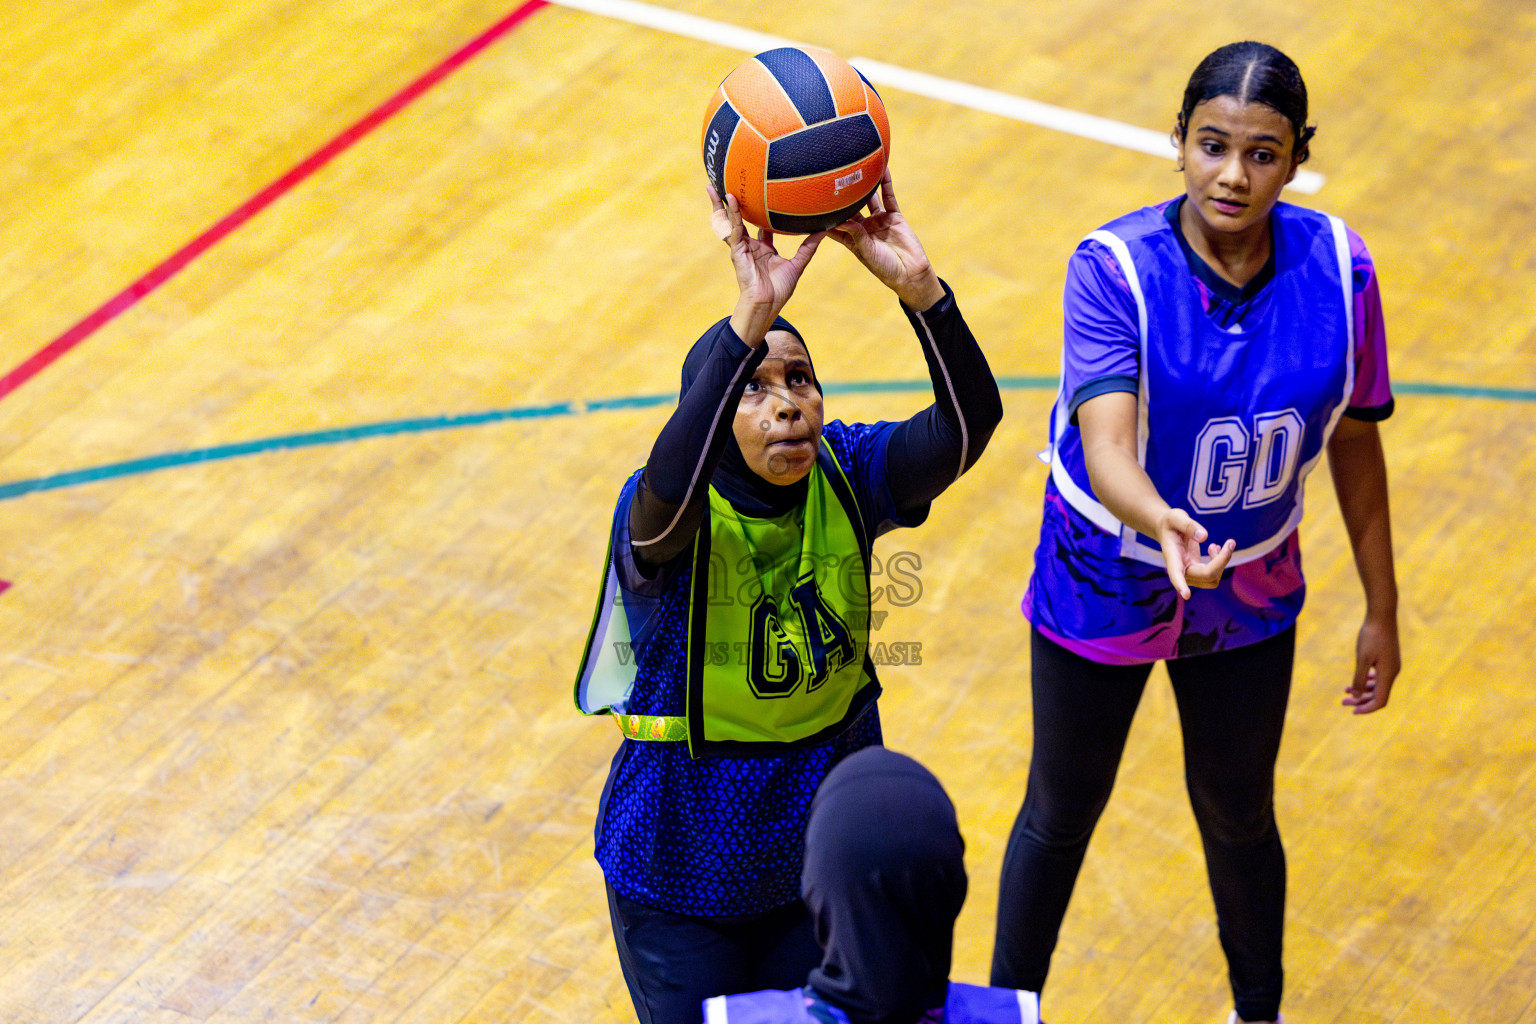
[[1156, 508, 1237, 601], [710, 186, 824, 347], [827, 170, 945, 311]]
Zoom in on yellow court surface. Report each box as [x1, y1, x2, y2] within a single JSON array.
[[1, 1, 1533, 1021]]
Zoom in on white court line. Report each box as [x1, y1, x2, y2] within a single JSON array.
[[553, 0, 801, 54], [546, 0, 1326, 194]]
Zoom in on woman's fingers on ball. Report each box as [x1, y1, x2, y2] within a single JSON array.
[[724, 195, 748, 239], [713, 209, 735, 243]]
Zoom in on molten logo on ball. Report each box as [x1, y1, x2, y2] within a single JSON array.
[[705, 128, 722, 197]]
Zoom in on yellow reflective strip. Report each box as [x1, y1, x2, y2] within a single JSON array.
[[613, 713, 689, 742]]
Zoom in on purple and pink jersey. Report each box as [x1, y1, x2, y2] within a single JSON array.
[[1025, 198, 1393, 664]]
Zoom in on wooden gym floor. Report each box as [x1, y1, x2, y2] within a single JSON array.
[[1, 1, 1533, 1021]]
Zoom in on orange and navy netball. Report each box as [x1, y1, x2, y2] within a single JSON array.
[[702, 46, 890, 234]]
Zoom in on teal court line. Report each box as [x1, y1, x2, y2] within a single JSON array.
[[0, 378, 1531, 503]]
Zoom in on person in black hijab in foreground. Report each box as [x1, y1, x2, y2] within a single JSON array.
[[575, 171, 1002, 1024], [703, 747, 1042, 1024]]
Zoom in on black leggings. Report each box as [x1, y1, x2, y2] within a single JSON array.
[[991, 627, 1293, 1023], [606, 883, 821, 1024]]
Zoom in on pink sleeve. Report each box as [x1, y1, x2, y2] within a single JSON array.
[[1348, 229, 1394, 417]]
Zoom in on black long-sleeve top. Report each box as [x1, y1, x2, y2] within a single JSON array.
[[629, 282, 1002, 569]]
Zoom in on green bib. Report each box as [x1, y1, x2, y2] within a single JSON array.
[[574, 442, 878, 758]]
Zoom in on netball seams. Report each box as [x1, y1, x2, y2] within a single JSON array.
[[629, 321, 765, 569], [881, 282, 1004, 508]]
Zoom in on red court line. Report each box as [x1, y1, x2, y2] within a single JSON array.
[[0, 0, 550, 403]]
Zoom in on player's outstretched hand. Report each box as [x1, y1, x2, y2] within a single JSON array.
[[1343, 613, 1400, 714], [827, 170, 945, 311], [1156, 508, 1236, 600], [710, 185, 824, 346]]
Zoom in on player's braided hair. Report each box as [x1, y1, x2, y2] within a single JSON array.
[[1175, 42, 1317, 163]]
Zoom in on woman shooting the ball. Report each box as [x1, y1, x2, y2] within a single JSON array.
[[576, 170, 1001, 1024]]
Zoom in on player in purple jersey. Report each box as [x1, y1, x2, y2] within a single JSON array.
[[991, 43, 1401, 1024], [581, 174, 1002, 1024]]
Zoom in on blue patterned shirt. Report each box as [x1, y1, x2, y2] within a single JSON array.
[[595, 419, 924, 916]]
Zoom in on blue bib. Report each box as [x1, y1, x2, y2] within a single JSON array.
[[1049, 201, 1354, 566]]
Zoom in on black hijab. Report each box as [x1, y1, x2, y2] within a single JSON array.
[[680, 315, 819, 518], [802, 747, 968, 1024]]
